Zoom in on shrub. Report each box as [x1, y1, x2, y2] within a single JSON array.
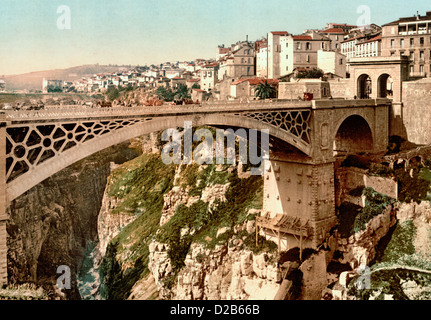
[[337, 188, 395, 237], [369, 163, 394, 177]]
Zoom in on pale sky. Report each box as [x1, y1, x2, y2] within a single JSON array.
[[0, 0, 430, 75]]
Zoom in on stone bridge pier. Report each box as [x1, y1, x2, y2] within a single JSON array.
[[259, 154, 337, 253]]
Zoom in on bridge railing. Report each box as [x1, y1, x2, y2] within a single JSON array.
[[3, 100, 312, 120]]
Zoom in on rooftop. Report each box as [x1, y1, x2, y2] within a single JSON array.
[[292, 35, 313, 41], [271, 31, 290, 35], [320, 28, 346, 34], [383, 11, 431, 26]]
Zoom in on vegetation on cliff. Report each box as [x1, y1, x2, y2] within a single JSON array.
[[98, 150, 273, 300], [337, 187, 396, 238]]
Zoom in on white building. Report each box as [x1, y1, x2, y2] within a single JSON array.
[[200, 62, 219, 92], [317, 50, 347, 77], [256, 46, 268, 77]]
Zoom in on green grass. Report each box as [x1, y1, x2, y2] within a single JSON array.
[[348, 220, 431, 300], [99, 153, 176, 300], [107, 154, 176, 215]]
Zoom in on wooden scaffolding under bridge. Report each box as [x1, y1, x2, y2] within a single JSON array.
[[256, 212, 311, 260]]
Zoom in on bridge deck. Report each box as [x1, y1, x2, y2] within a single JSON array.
[[3, 100, 313, 122]]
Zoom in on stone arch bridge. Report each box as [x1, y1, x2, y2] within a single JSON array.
[[0, 98, 391, 284]]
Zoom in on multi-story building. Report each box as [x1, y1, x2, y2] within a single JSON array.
[[279, 33, 332, 77], [200, 62, 219, 92], [381, 10, 431, 78], [317, 50, 347, 77], [317, 28, 346, 51], [217, 41, 256, 80], [341, 33, 382, 58], [216, 45, 230, 61], [256, 45, 268, 77], [267, 31, 290, 79]]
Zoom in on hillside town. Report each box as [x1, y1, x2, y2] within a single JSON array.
[[0, 10, 425, 108]]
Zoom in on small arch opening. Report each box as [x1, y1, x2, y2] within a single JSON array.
[[334, 115, 373, 156], [357, 74, 372, 99], [378, 74, 393, 98]]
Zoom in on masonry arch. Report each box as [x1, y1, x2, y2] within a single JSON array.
[[333, 115, 373, 155], [6, 112, 312, 202], [377, 73, 393, 98], [357, 74, 372, 99]]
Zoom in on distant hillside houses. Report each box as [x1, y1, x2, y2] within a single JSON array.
[[63, 60, 208, 94], [0, 80, 5, 92]]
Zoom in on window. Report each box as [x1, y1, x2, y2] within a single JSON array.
[[339, 58, 343, 65], [306, 54, 310, 62], [286, 55, 289, 59], [286, 66, 289, 71], [208, 71, 212, 77], [286, 42, 289, 48], [420, 65, 424, 75], [296, 42, 301, 50], [420, 37, 425, 46], [391, 39, 395, 48], [409, 51, 414, 60], [420, 51, 424, 60], [306, 42, 311, 50], [410, 38, 414, 47], [400, 39, 404, 48], [410, 65, 414, 74]]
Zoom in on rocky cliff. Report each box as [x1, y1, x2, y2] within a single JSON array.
[[93, 142, 288, 300], [6, 142, 139, 299]]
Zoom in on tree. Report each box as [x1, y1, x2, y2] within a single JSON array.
[[295, 67, 324, 79], [174, 84, 190, 100], [255, 80, 276, 100], [106, 86, 119, 101], [192, 83, 201, 90], [155, 87, 175, 102]]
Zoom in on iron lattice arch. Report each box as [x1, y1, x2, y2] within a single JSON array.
[[236, 110, 311, 144], [5, 118, 150, 183]]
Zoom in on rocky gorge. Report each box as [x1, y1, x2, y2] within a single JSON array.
[[2, 132, 431, 300]]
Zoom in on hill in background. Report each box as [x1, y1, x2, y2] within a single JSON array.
[[2, 64, 135, 91]]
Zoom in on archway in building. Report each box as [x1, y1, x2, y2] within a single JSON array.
[[378, 74, 393, 98], [334, 115, 373, 155], [357, 74, 372, 99]]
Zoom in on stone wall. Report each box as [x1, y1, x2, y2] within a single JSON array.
[[278, 81, 331, 100], [335, 167, 398, 207], [402, 80, 431, 145]]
